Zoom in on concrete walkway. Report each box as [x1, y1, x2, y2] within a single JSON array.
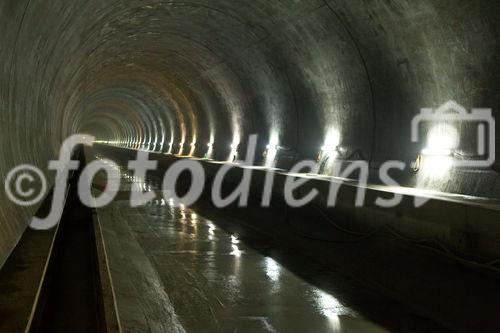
[[91, 151, 391, 332]]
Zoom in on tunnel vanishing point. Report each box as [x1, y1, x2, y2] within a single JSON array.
[[0, 1, 500, 332]]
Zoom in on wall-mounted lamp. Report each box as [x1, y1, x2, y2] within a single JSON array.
[[421, 148, 454, 157], [321, 145, 336, 152], [266, 144, 281, 151], [412, 124, 458, 177], [205, 142, 215, 160], [264, 143, 280, 167], [228, 142, 239, 162], [320, 145, 346, 154]]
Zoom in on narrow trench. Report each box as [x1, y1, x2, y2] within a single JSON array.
[[29, 149, 106, 333]]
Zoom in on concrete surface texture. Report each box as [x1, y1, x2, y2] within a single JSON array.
[[89, 149, 428, 332], [0, 0, 499, 272], [87, 147, 500, 332]]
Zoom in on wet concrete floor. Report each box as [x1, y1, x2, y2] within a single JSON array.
[[97, 198, 397, 333], [90, 148, 448, 332]]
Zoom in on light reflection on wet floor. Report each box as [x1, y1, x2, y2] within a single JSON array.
[[90, 152, 398, 332], [92, 168, 389, 333]]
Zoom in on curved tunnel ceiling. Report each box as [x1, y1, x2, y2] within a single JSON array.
[[0, 0, 499, 264]]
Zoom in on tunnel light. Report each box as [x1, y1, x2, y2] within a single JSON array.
[[207, 142, 214, 147], [421, 148, 453, 157], [264, 143, 280, 167], [414, 124, 458, 177], [321, 145, 345, 153], [231, 244, 242, 257], [416, 154, 454, 179], [208, 223, 216, 236], [231, 235, 240, 244], [266, 144, 280, 150], [228, 139, 240, 162], [424, 124, 459, 155], [321, 145, 336, 152], [265, 257, 280, 282]]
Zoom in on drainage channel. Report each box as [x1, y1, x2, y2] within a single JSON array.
[[28, 148, 107, 333]]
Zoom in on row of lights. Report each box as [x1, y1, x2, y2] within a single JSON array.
[[101, 138, 455, 157], [101, 138, 456, 160], [98, 122, 465, 178]]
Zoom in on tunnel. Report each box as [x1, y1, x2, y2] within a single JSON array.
[[0, 0, 499, 332]]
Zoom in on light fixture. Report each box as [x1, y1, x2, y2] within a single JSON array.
[[421, 148, 454, 157], [412, 123, 459, 177], [321, 145, 345, 153], [266, 144, 280, 150], [321, 145, 336, 152], [423, 124, 459, 155]]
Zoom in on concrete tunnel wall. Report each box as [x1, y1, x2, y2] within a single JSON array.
[[0, 0, 499, 267]]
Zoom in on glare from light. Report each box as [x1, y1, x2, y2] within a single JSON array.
[[321, 145, 337, 152], [231, 244, 242, 257], [319, 128, 341, 168], [418, 123, 459, 178], [420, 155, 454, 179], [265, 257, 280, 282], [205, 142, 214, 160], [229, 137, 240, 161], [425, 123, 459, 154], [178, 142, 184, 156], [208, 222, 216, 235], [189, 141, 196, 156], [231, 235, 240, 244], [265, 145, 279, 167], [323, 128, 341, 150], [421, 148, 453, 156], [264, 132, 280, 167], [314, 289, 343, 319]]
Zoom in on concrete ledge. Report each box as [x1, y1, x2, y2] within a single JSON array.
[[97, 144, 500, 261]]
